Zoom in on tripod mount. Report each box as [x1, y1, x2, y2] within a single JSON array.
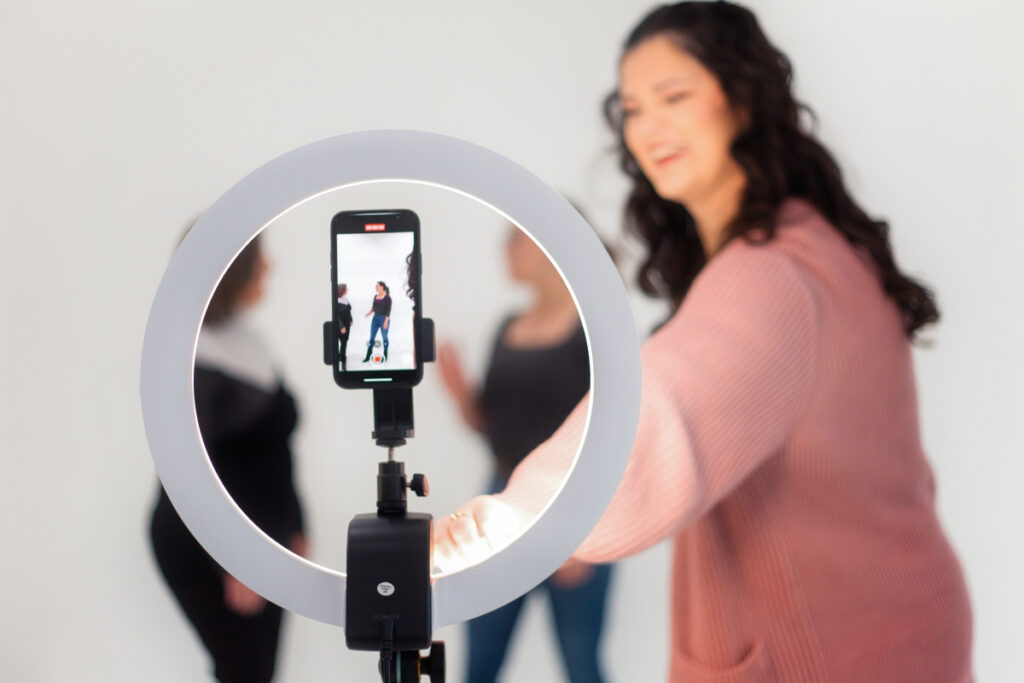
[[344, 388, 444, 682]]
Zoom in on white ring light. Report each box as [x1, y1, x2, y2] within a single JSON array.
[[140, 130, 641, 629]]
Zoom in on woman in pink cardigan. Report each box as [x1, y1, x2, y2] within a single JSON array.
[[435, 2, 974, 681]]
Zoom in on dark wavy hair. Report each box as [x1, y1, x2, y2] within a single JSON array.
[[605, 1, 939, 337], [204, 235, 262, 326], [405, 252, 416, 302]]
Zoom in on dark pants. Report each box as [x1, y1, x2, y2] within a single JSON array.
[[466, 476, 613, 683], [150, 496, 284, 683], [367, 314, 389, 356], [338, 330, 349, 368]]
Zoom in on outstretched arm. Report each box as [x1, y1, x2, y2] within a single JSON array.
[[435, 247, 819, 566]]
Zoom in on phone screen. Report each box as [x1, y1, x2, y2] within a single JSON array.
[[331, 209, 422, 388]]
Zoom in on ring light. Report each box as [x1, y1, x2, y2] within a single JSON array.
[[140, 130, 642, 628]]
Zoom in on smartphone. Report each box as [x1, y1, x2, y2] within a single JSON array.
[[331, 209, 423, 388]]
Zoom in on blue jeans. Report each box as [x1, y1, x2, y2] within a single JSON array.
[[466, 476, 613, 683], [367, 314, 389, 355]]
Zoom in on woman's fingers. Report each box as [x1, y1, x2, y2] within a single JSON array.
[[438, 512, 488, 568], [431, 529, 461, 573], [432, 506, 486, 572], [437, 344, 455, 375], [432, 496, 529, 572], [471, 496, 527, 549]]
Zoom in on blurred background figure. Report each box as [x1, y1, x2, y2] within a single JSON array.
[[148, 233, 307, 683], [438, 223, 614, 683]]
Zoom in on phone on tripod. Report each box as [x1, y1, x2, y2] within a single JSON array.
[[325, 209, 444, 681], [330, 209, 424, 388]]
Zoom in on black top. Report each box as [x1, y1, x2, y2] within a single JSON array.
[[336, 298, 353, 329], [479, 317, 590, 479], [371, 294, 392, 317], [151, 368, 304, 551]]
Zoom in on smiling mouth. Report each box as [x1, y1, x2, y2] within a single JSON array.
[[651, 146, 686, 167]]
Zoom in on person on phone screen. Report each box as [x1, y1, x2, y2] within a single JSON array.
[[363, 280, 392, 363], [438, 224, 614, 683], [436, 3, 973, 681], [336, 283, 353, 370], [149, 234, 307, 683]]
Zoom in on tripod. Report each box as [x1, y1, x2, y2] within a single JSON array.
[[346, 386, 445, 683]]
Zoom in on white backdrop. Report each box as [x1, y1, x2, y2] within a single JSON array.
[[2, 1, 1022, 682]]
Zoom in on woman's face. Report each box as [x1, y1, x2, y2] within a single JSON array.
[[505, 228, 548, 285], [238, 256, 269, 309], [375, 283, 384, 296], [619, 35, 746, 207]]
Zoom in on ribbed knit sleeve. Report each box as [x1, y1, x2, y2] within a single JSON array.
[[497, 243, 820, 562]]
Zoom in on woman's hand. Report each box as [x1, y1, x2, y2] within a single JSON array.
[[437, 343, 484, 431], [550, 558, 595, 588], [433, 495, 530, 573], [340, 327, 347, 334], [437, 343, 468, 399], [223, 574, 266, 616], [383, 318, 389, 330]]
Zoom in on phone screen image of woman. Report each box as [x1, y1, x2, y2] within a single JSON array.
[[335, 230, 416, 373]]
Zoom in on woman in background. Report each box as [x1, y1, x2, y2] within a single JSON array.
[[363, 280, 392, 363], [336, 283, 352, 370], [149, 234, 306, 683], [437, 2, 973, 681], [439, 226, 613, 683]]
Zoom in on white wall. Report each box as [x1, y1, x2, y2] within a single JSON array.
[[1, 1, 1021, 681]]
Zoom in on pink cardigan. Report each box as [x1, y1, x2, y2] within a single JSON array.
[[497, 199, 973, 682]]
